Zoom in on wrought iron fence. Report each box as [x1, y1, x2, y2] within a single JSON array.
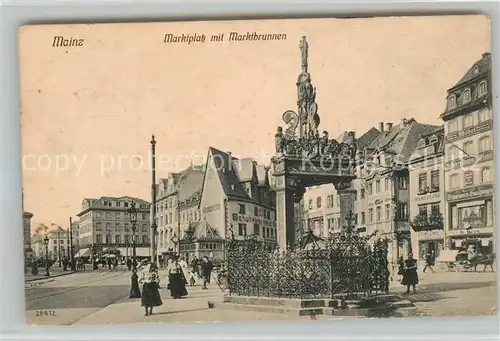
[[225, 220, 390, 299]]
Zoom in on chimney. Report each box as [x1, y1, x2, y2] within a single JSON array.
[[482, 52, 491, 59], [386, 123, 393, 131], [379, 122, 384, 132]]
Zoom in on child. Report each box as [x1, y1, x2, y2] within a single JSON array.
[[189, 271, 196, 286]]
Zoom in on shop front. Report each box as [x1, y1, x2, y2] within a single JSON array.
[[446, 184, 495, 255], [416, 229, 445, 266]]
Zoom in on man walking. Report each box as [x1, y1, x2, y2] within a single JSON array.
[[423, 250, 435, 273], [200, 256, 213, 290]]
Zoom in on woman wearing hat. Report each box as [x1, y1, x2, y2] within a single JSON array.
[[139, 262, 163, 316]]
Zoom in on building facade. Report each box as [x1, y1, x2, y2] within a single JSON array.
[[197, 147, 277, 262], [441, 52, 494, 255], [31, 227, 70, 261], [23, 211, 34, 257], [357, 120, 439, 272], [408, 126, 445, 265], [76, 196, 151, 259], [156, 165, 205, 263]]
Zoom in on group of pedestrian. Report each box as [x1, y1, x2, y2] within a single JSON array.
[[397, 250, 436, 294], [138, 255, 214, 317]]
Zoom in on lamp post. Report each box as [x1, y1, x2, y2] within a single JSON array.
[[150, 135, 158, 264], [44, 236, 50, 276], [171, 234, 178, 255], [127, 201, 141, 298]]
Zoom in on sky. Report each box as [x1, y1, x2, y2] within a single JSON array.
[[18, 15, 491, 231]]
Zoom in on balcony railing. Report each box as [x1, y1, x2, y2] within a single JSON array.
[[417, 185, 440, 195], [411, 212, 444, 232]]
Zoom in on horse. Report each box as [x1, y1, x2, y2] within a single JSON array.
[[467, 253, 496, 272]]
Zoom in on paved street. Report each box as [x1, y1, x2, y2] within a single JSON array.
[[25, 266, 74, 282], [26, 269, 496, 325]]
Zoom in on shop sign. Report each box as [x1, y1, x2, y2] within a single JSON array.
[[203, 204, 220, 214], [234, 214, 272, 226], [415, 192, 440, 203], [447, 227, 494, 237], [446, 184, 493, 202], [418, 229, 444, 240], [464, 171, 474, 186]]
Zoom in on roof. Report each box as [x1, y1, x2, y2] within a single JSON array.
[[450, 52, 492, 90], [78, 196, 150, 216], [182, 219, 222, 242], [232, 158, 255, 183], [368, 118, 441, 161], [176, 167, 205, 202], [357, 127, 381, 150], [209, 147, 249, 200]]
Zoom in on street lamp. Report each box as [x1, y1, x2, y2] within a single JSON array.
[[171, 234, 178, 255], [127, 201, 141, 298], [44, 236, 50, 276]]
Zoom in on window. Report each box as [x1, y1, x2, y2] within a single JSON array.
[[376, 206, 381, 222], [142, 235, 148, 244], [418, 205, 427, 217], [96, 235, 102, 244], [239, 204, 246, 214], [169, 213, 172, 224], [115, 223, 120, 232], [397, 176, 408, 190], [115, 235, 121, 244], [430, 204, 440, 215], [478, 81, 487, 97], [462, 89, 471, 103], [368, 183, 373, 195], [115, 212, 120, 219], [463, 114, 473, 128], [384, 178, 389, 192], [124, 223, 129, 231], [238, 223, 246, 236], [375, 180, 380, 193], [448, 95, 456, 109], [448, 119, 458, 133], [479, 136, 491, 152], [397, 204, 408, 221], [254, 207, 258, 216], [308, 199, 313, 210], [368, 209, 373, 223], [254, 224, 260, 236], [142, 224, 147, 232], [316, 197, 322, 208], [449, 174, 460, 189], [481, 168, 491, 183], [125, 235, 130, 243], [327, 195, 333, 208], [463, 141, 474, 155], [361, 188, 365, 199], [430, 170, 440, 191], [448, 145, 459, 160], [385, 204, 390, 221], [418, 173, 428, 193], [361, 212, 366, 225]]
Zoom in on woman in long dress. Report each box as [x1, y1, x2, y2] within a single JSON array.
[[139, 262, 163, 316], [168, 257, 188, 299], [401, 253, 418, 294]]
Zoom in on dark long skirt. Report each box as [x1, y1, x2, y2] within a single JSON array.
[[401, 269, 419, 286], [169, 273, 188, 298], [141, 282, 163, 307]]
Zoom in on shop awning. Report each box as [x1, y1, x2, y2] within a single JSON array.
[[75, 248, 91, 258]]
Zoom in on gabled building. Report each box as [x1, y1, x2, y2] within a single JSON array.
[[76, 196, 151, 260], [440, 52, 494, 255], [198, 147, 276, 262], [408, 126, 445, 265], [155, 164, 205, 263], [356, 119, 440, 273]]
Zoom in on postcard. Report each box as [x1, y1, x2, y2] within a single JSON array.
[[19, 15, 495, 325]]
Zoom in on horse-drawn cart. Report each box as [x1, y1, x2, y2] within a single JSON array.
[[436, 249, 496, 272]]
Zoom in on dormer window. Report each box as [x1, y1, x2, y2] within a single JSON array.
[[478, 81, 487, 97], [448, 95, 456, 109], [231, 184, 235, 190], [462, 89, 471, 104]]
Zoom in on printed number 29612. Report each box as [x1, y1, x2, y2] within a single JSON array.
[[35, 310, 56, 316]]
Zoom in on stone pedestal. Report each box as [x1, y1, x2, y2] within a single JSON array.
[[275, 187, 296, 250]]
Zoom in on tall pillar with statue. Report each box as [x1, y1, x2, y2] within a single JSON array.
[[271, 36, 358, 250]]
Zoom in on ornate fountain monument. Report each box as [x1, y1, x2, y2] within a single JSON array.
[[272, 36, 358, 250]]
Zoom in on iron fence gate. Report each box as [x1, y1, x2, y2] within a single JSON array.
[[225, 223, 389, 299]]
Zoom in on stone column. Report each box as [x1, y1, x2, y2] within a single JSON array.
[[274, 175, 297, 250]]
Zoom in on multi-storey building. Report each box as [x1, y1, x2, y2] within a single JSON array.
[[31, 226, 70, 261], [357, 120, 439, 272], [23, 211, 34, 258], [196, 147, 276, 263], [408, 126, 445, 265], [441, 52, 494, 255], [156, 165, 205, 263], [76, 196, 151, 260]]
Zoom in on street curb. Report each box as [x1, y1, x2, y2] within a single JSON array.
[[25, 271, 76, 283]]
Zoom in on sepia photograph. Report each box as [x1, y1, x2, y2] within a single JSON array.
[[19, 15, 495, 326]]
